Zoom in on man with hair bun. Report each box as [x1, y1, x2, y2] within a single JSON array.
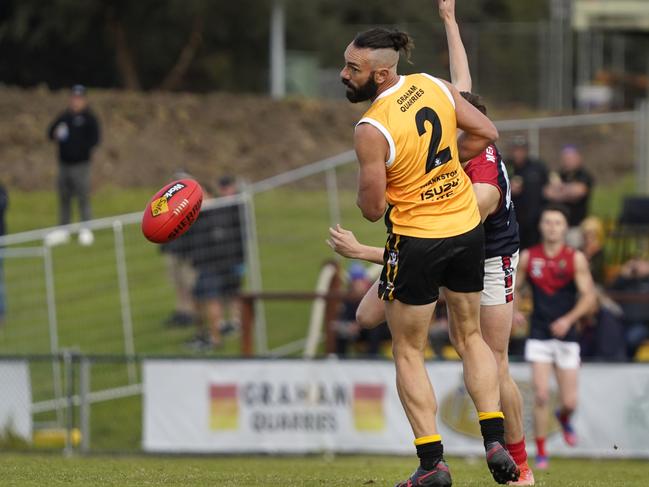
[[339, 2, 519, 484]]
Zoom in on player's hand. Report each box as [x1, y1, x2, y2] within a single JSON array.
[[326, 224, 362, 259], [550, 316, 572, 338], [513, 311, 527, 330], [437, 0, 456, 22]]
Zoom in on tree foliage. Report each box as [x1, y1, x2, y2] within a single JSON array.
[[0, 0, 547, 92]]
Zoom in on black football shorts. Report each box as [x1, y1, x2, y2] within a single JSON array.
[[378, 223, 485, 305]]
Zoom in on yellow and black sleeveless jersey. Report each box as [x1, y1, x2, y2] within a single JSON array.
[[357, 73, 480, 238]]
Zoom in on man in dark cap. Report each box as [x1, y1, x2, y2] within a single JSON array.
[[47, 84, 101, 246], [508, 136, 548, 249]]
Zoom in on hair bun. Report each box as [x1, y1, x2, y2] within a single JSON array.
[[390, 32, 410, 50]]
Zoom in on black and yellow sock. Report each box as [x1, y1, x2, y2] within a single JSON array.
[[414, 435, 443, 471], [478, 411, 505, 448]]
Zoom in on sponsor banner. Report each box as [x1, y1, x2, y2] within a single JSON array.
[[0, 361, 32, 440], [143, 360, 649, 457], [143, 360, 407, 453]]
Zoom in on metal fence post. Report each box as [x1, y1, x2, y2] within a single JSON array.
[[79, 356, 91, 453], [636, 99, 649, 194], [42, 244, 63, 425], [528, 125, 541, 160], [270, 0, 286, 99], [113, 220, 137, 383], [63, 350, 75, 456], [241, 183, 267, 355]]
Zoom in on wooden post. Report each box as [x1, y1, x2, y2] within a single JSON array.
[[240, 296, 255, 357], [323, 263, 342, 354]]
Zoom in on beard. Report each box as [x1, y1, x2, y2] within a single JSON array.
[[343, 74, 378, 103]]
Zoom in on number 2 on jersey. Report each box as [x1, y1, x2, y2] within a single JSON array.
[[415, 107, 452, 174]]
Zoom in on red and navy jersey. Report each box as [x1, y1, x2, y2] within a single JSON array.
[[526, 244, 579, 342], [464, 144, 520, 259]]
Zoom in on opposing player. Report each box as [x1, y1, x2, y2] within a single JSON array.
[[331, 3, 533, 484], [515, 204, 596, 469], [341, 14, 519, 487]]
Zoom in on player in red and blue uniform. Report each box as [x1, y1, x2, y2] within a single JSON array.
[[515, 204, 596, 470], [464, 143, 520, 273]]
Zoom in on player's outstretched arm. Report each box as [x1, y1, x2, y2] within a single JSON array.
[[444, 81, 498, 161], [438, 0, 471, 92], [326, 224, 384, 265]]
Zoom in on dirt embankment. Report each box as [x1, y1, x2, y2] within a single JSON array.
[[0, 87, 365, 191], [0, 87, 634, 191]]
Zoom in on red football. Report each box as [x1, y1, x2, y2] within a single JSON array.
[[142, 179, 203, 243]]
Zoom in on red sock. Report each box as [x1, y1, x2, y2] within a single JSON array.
[[535, 437, 546, 457], [506, 437, 528, 465]]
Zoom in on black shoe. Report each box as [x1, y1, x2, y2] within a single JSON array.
[[219, 320, 240, 336], [394, 460, 452, 487], [485, 442, 520, 484]]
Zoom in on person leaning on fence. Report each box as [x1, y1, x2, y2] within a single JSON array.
[[0, 181, 7, 326], [47, 84, 101, 247], [185, 176, 245, 351]]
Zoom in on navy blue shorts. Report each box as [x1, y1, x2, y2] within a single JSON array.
[[193, 270, 241, 300]]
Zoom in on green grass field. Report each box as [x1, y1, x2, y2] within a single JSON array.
[[0, 174, 634, 357], [0, 455, 647, 486], [1, 179, 386, 356]]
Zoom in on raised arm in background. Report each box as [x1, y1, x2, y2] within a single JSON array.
[[438, 0, 472, 92]]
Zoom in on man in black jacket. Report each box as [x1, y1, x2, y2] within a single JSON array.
[[508, 136, 548, 249], [47, 85, 100, 246]]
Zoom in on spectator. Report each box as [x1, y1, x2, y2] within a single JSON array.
[[0, 182, 7, 326], [160, 171, 198, 328], [543, 145, 594, 248], [580, 216, 606, 285], [185, 176, 245, 351], [47, 84, 101, 247], [334, 263, 390, 357], [610, 258, 649, 359], [577, 216, 626, 361], [508, 136, 548, 249]]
